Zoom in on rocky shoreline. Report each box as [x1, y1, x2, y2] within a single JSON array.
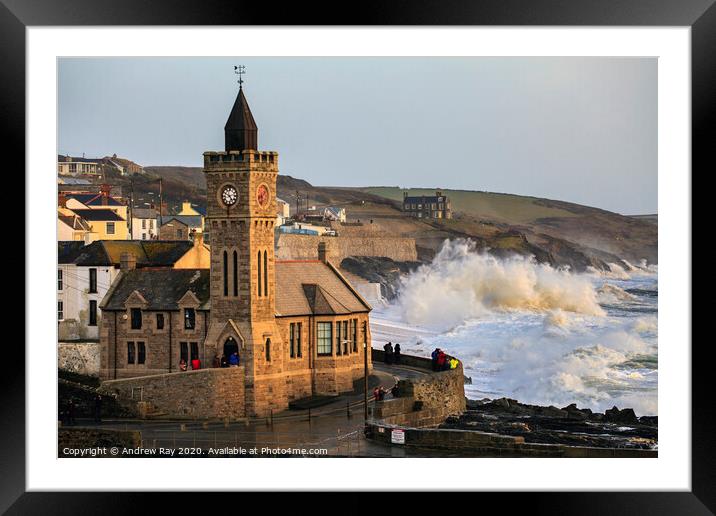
[[441, 397, 658, 449]]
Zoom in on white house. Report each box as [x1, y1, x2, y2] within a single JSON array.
[[130, 207, 158, 240]]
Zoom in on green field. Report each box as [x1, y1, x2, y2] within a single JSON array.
[[358, 187, 582, 224]]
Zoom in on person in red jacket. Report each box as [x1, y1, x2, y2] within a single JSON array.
[[436, 350, 447, 371], [191, 358, 201, 370]]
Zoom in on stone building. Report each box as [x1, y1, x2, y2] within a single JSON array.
[[99, 84, 372, 417], [402, 190, 453, 219]]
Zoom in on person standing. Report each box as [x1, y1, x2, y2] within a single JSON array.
[[437, 350, 447, 371], [383, 342, 394, 365], [179, 358, 188, 372], [394, 343, 401, 365], [431, 348, 440, 371], [191, 357, 201, 370], [220, 355, 228, 368], [229, 351, 240, 367]]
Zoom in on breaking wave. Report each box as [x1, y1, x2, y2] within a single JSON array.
[[396, 239, 604, 331]]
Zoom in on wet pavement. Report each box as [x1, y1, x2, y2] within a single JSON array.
[[70, 363, 440, 457]]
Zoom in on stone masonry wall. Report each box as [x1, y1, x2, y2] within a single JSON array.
[[276, 233, 417, 263], [371, 349, 466, 428], [59, 341, 101, 377], [99, 367, 246, 420]]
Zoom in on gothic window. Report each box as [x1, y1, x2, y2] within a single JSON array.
[[263, 250, 268, 297], [137, 342, 146, 364], [233, 251, 238, 297], [317, 322, 332, 356], [223, 250, 228, 296], [89, 268, 97, 293], [257, 251, 262, 297], [130, 308, 142, 329], [89, 300, 97, 326], [184, 308, 196, 330]]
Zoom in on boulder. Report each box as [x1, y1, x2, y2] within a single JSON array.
[[604, 406, 639, 424]]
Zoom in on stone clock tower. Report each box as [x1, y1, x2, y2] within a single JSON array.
[[203, 83, 287, 417]]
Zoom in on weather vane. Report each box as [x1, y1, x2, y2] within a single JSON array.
[[234, 65, 246, 88]]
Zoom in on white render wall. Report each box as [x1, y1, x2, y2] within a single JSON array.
[[57, 264, 119, 340], [130, 217, 158, 240]]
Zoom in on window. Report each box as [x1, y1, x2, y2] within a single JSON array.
[[289, 323, 295, 358], [130, 308, 142, 329], [233, 251, 238, 297], [223, 250, 228, 296], [257, 251, 262, 297], [336, 321, 342, 356], [58, 269, 63, 291], [89, 300, 97, 326], [89, 268, 97, 293], [176, 229, 183, 239], [106, 222, 115, 235], [352, 319, 358, 352], [127, 342, 136, 364], [190, 342, 199, 361], [265, 338, 271, 362], [317, 322, 332, 356], [343, 320, 349, 355], [58, 301, 63, 320], [180, 342, 188, 363], [263, 250, 268, 298], [297, 322, 302, 357], [142, 233, 146, 240], [149, 219, 154, 229], [184, 308, 196, 330], [137, 342, 146, 364], [156, 313, 164, 330], [142, 219, 146, 229]]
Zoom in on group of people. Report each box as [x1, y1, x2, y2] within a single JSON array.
[[431, 348, 459, 371], [382, 341, 401, 365], [178, 351, 242, 372]]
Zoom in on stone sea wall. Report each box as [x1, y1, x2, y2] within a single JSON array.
[[99, 367, 246, 420]]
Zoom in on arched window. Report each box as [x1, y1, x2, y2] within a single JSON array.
[[233, 250, 238, 297], [263, 250, 268, 297], [223, 250, 228, 296], [257, 251, 262, 297], [265, 338, 271, 362]]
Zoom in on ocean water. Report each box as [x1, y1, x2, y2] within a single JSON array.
[[370, 240, 658, 417]]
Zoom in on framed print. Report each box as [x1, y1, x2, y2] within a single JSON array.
[[4, 0, 709, 511]]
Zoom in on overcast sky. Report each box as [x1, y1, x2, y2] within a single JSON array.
[[58, 57, 656, 214]]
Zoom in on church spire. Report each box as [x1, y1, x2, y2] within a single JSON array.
[[224, 66, 258, 152]]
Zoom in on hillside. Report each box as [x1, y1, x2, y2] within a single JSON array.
[[117, 167, 656, 270]]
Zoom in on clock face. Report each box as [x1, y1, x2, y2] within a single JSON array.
[[221, 185, 238, 207], [256, 184, 270, 208]]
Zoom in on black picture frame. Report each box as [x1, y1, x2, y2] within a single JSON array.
[[4, 0, 707, 512]]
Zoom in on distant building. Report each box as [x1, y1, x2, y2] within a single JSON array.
[[102, 154, 144, 176], [159, 215, 204, 240], [324, 206, 346, 222], [276, 197, 290, 226], [177, 201, 205, 217], [57, 155, 102, 176], [402, 190, 452, 219], [58, 211, 95, 243], [130, 207, 158, 240], [57, 238, 209, 341]]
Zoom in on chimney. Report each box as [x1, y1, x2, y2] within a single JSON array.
[[403, 191, 408, 199], [317, 241, 329, 264], [120, 252, 137, 271], [192, 231, 204, 247], [58, 193, 67, 208], [100, 183, 111, 206], [436, 190, 442, 197]]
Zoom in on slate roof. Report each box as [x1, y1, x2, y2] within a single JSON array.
[[71, 240, 195, 267], [102, 269, 210, 310], [58, 241, 86, 264], [404, 195, 446, 204], [102, 260, 371, 316], [58, 155, 99, 163], [161, 215, 203, 228], [132, 208, 158, 219], [71, 209, 125, 221], [67, 193, 124, 207], [225, 87, 258, 151]]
